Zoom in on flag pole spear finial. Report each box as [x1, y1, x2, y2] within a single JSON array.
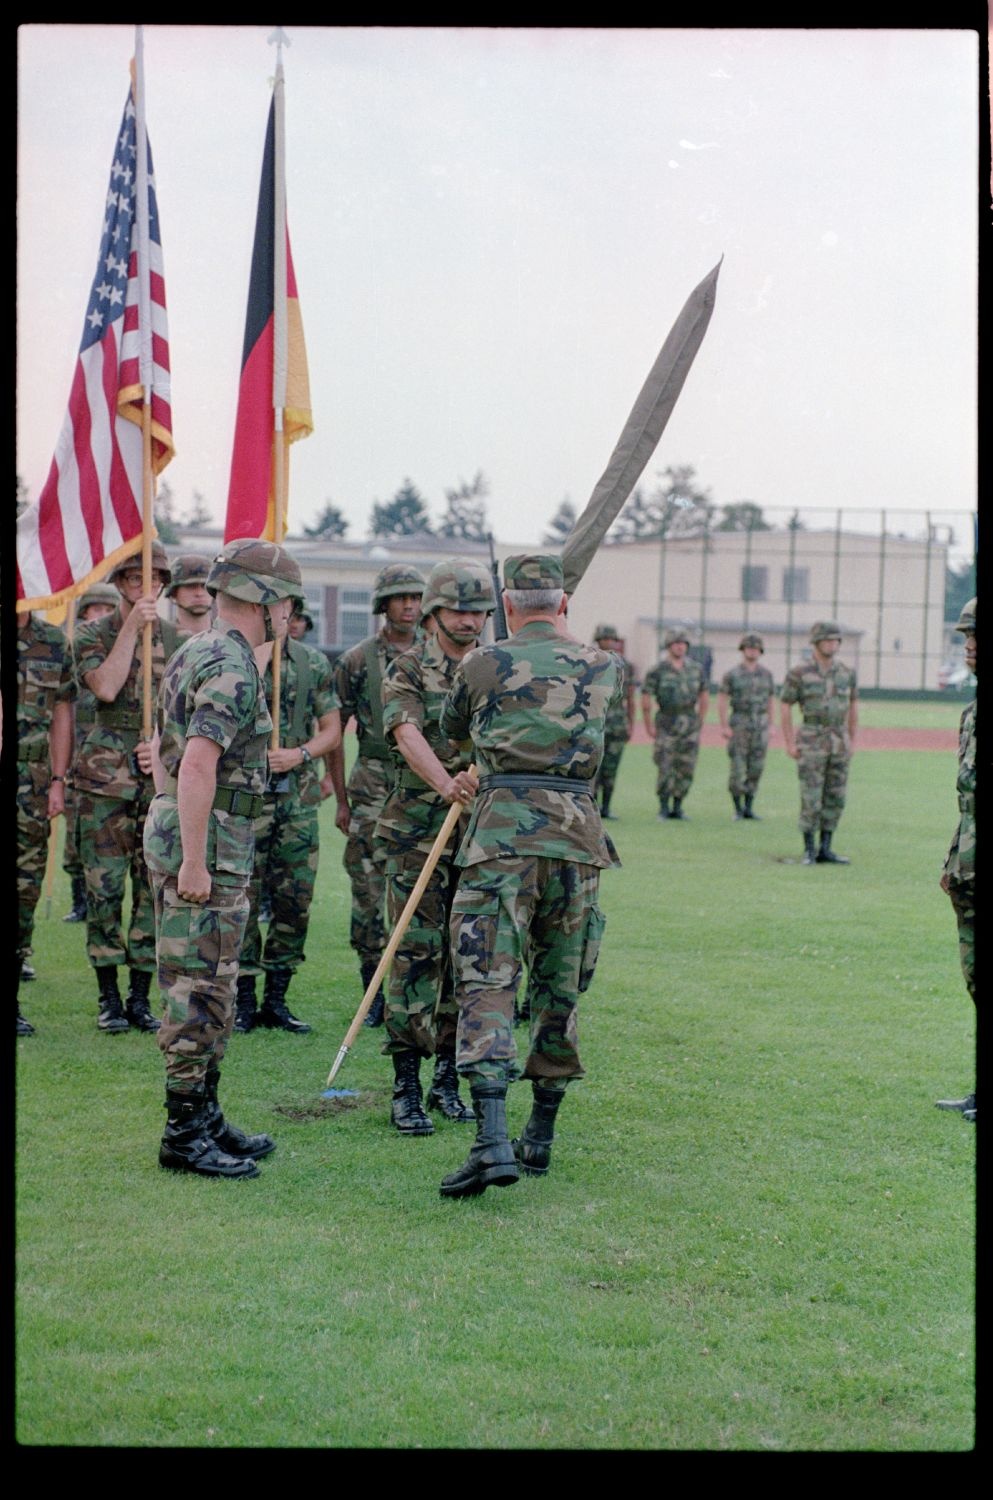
[[269, 25, 290, 70]]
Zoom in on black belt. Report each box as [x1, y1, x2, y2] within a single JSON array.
[[477, 774, 593, 796]]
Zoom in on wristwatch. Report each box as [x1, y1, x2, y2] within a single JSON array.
[[299, 746, 312, 765]]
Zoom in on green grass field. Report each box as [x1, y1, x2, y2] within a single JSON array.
[[16, 717, 975, 1450]]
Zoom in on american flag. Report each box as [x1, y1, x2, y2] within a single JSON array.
[[16, 83, 174, 612]]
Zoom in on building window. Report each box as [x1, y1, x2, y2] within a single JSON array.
[[782, 567, 809, 604], [339, 588, 372, 650], [741, 566, 768, 602]]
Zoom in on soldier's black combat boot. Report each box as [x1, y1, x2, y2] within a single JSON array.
[[743, 794, 760, 820], [390, 1050, 434, 1135], [125, 969, 161, 1032], [657, 798, 671, 820], [257, 969, 312, 1033], [935, 1090, 976, 1119], [159, 1086, 260, 1178], [732, 792, 744, 820], [63, 875, 87, 923], [670, 797, 686, 820], [426, 1049, 475, 1122], [360, 959, 386, 1028], [16, 965, 34, 1037], [440, 1081, 519, 1198], [202, 1062, 276, 1159], [600, 789, 616, 820], [233, 974, 258, 1033], [816, 831, 849, 864], [512, 1084, 565, 1176], [96, 966, 130, 1032], [21, 961, 36, 980], [801, 831, 817, 866]]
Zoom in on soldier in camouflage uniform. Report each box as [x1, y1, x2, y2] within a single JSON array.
[[288, 604, 314, 641], [592, 623, 635, 820], [641, 627, 709, 819], [165, 553, 214, 636], [16, 608, 76, 1035], [61, 584, 118, 923], [73, 544, 182, 1033], [717, 632, 776, 819], [376, 559, 493, 1135], [234, 572, 342, 1034], [145, 538, 299, 1178], [780, 622, 859, 865], [328, 563, 425, 1028], [437, 554, 620, 1198], [936, 598, 976, 1123]]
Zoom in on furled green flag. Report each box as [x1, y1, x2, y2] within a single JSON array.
[[561, 258, 722, 594]]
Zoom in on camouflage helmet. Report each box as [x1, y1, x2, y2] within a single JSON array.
[[108, 541, 171, 584], [664, 627, 691, 648], [372, 562, 426, 614], [955, 597, 976, 635], [593, 623, 621, 643], [206, 538, 302, 604], [78, 582, 120, 613], [165, 553, 212, 598], [420, 558, 495, 619], [809, 620, 843, 644], [739, 632, 765, 652]]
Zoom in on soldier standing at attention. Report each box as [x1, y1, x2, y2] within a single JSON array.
[[717, 633, 776, 820], [73, 544, 182, 1034], [780, 622, 858, 865], [438, 555, 620, 1198], [376, 559, 492, 1135], [641, 627, 709, 820], [287, 604, 314, 642], [328, 564, 425, 1028], [61, 584, 118, 924], [234, 574, 342, 1034], [145, 539, 299, 1178], [165, 553, 214, 636], [935, 598, 976, 1124], [592, 623, 636, 820], [16, 607, 75, 1035]]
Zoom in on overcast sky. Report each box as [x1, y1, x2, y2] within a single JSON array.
[[17, 24, 979, 548]]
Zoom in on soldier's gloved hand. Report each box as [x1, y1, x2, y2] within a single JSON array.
[[334, 797, 352, 835], [177, 859, 212, 905], [135, 741, 154, 775]]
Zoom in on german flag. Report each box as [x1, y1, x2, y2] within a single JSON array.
[[225, 96, 312, 542]]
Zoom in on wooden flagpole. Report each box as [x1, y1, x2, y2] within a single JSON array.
[[134, 25, 156, 743], [268, 26, 290, 748]]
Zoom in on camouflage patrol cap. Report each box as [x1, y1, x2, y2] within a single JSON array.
[[109, 541, 171, 584], [664, 627, 692, 648], [420, 558, 495, 618], [955, 598, 976, 634], [504, 554, 564, 590], [164, 553, 212, 597], [372, 562, 426, 614], [739, 632, 765, 652], [593, 623, 621, 642], [206, 538, 302, 604], [809, 621, 843, 644], [78, 582, 120, 612]]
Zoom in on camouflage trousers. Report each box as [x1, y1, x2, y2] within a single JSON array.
[[241, 791, 319, 974], [596, 727, 630, 801], [382, 846, 461, 1058], [343, 769, 390, 965], [795, 725, 850, 833], [17, 763, 52, 960], [654, 713, 701, 800], [61, 774, 83, 879], [450, 856, 605, 1085], [727, 718, 769, 797], [78, 780, 157, 970], [947, 880, 975, 1004], [151, 871, 249, 1092]]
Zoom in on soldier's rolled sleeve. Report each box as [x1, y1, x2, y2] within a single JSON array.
[[381, 657, 424, 735]]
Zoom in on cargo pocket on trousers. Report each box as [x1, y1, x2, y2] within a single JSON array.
[[450, 888, 503, 987], [577, 904, 606, 993]]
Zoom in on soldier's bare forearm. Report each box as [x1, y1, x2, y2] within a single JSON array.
[[50, 700, 73, 779]]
